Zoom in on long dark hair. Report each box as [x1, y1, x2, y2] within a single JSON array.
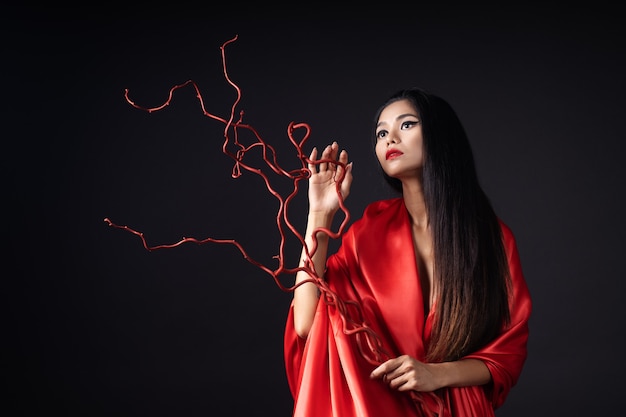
[[373, 88, 511, 361]]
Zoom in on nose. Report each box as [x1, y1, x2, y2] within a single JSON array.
[[386, 132, 398, 145]]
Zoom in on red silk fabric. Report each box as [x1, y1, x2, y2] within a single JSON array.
[[284, 198, 532, 416]]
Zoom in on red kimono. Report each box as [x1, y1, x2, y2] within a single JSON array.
[[284, 198, 532, 417]]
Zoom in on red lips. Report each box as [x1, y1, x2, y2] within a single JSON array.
[[386, 149, 403, 160]]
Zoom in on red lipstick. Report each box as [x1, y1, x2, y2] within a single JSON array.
[[386, 149, 403, 160]]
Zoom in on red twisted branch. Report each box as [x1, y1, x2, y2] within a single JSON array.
[[105, 35, 446, 416]]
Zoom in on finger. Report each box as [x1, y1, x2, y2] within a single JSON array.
[[320, 144, 331, 172], [370, 362, 389, 379], [308, 147, 318, 174], [338, 148, 348, 164], [340, 162, 354, 197], [329, 142, 339, 171], [370, 357, 402, 379], [335, 149, 348, 177], [395, 379, 413, 392]]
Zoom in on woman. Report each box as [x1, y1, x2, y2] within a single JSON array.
[[284, 88, 532, 416]]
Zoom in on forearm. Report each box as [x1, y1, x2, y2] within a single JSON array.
[[293, 211, 335, 338], [432, 358, 491, 388]]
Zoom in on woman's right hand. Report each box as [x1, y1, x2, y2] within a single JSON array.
[[307, 141, 353, 214]]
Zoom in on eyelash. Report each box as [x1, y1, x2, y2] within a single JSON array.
[[376, 120, 420, 139]]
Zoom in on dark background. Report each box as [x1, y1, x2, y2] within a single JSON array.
[[6, 10, 625, 417]]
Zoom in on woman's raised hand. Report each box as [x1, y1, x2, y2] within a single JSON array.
[[307, 141, 353, 214]]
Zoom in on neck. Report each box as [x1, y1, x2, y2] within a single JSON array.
[[401, 180, 428, 229]]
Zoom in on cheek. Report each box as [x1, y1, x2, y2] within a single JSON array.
[[374, 142, 386, 162]]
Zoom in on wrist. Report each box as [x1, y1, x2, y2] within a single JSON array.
[[427, 362, 449, 389], [306, 210, 336, 227]]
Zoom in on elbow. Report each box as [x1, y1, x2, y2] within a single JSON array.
[[292, 291, 319, 339], [293, 316, 313, 339]]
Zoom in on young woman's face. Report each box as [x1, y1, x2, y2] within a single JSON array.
[[375, 99, 424, 180]]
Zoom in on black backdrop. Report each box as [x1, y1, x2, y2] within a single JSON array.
[[6, 11, 626, 417]]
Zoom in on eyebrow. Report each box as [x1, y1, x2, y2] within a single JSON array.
[[376, 113, 420, 128]]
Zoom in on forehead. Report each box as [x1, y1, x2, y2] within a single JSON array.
[[378, 99, 419, 123]]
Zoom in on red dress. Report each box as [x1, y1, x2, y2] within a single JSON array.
[[284, 198, 532, 417]]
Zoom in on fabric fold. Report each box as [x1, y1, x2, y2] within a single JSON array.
[[284, 197, 531, 416]]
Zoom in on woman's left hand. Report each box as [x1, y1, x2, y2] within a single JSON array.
[[370, 354, 442, 392]]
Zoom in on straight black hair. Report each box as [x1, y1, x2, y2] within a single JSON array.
[[373, 88, 511, 361]]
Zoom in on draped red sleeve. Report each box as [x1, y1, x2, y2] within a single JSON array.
[[462, 221, 532, 408], [284, 198, 531, 417]]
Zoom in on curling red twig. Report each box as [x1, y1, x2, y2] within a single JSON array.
[[106, 35, 445, 416]]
